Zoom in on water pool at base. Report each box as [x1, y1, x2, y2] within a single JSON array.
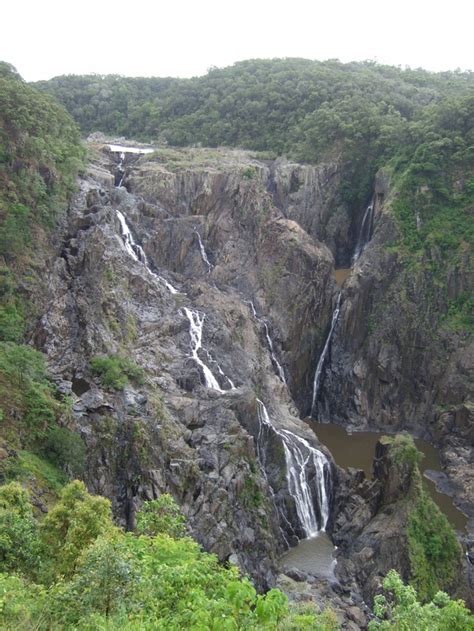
[[280, 531, 337, 579], [312, 422, 468, 532]]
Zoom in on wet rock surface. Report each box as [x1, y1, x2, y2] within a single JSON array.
[[32, 143, 473, 612], [34, 144, 340, 589]]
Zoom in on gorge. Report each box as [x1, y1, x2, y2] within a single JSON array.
[[1, 59, 472, 629], [34, 140, 472, 616]]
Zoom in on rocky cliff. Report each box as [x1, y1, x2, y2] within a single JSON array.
[[30, 144, 341, 588], [28, 142, 472, 606]]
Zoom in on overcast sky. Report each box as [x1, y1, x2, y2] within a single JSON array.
[[3, 0, 473, 81]]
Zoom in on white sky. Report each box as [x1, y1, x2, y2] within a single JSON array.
[[3, 0, 473, 81]]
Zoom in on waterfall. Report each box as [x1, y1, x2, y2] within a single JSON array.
[[248, 302, 286, 384], [115, 212, 234, 391], [204, 349, 236, 390], [311, 293, 342, 416], [115, 210, 179, 295], [116, 210, 145, 262], [194, 230, 213, 273], [182, 308, 225, 392], [352, 201, 374, 263], [109, 144, 154, 187], [257, 400, 330, 536], [117, 152, 125, 187], [263, 322, 287, 384]]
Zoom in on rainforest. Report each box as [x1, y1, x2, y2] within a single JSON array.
[[0, 58, 473, 629]]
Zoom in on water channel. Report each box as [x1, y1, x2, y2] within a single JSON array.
[[313, 422, 468, 532]]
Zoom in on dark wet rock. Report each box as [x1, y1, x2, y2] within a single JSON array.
[[284, 567, 308, 582], [25, 141, 472, 608]]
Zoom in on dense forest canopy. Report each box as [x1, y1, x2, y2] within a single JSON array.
[[0, 59, 472, 628], [34, 58, 473, 153], [36, 58, 474, 326]]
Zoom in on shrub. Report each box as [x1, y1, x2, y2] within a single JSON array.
[[369, 569, 473, 630], [90, 355, 145, 390], [40, 426, 86, 477], [136, 494, 186, 539]]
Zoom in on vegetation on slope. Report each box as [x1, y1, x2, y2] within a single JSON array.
[[2, 480, 471, 630], [36, 60, 473, 327], [0, 62, 85, 497], [0, 481, 341, 630]]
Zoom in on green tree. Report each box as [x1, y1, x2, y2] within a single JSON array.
[[136, 494, 186, 538], [40, 480, 114, 579], [369, 570, 473, 630], [0, 483, 41, 576]]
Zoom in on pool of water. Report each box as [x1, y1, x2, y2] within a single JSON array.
[[312, 422, 468, 532], [280, 531, 336, 578], [333, 268, 351, 286]]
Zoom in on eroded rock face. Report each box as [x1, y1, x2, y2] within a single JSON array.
[[313, 170, 473, 552], [34, 145, 342, 588], [32, 143, 473, 603]]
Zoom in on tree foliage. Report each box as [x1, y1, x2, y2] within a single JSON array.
[[369, 570, 473, 630], [0, 481, 339, 630], [135, 493, 187, 538]]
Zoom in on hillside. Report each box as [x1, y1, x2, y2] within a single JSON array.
[[0, 60, 472, 627]]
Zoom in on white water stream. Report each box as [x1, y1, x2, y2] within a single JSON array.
[[352, 200, 374, 263], [248, 302, 286, 384], [117, 152, 126, 187], [115, 210, 179, 295], [182, 308, 225, 392], [257, 400, 330, 536], [194, 230, 213, 273], [108, 144, 155, 154], [311, 293, 342, 416], [115, 209, 236, 391]]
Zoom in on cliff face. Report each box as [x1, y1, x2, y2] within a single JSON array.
[[32, 145, 341, 587], [314, 171, 474, 538], [29, 143, 472, 598]]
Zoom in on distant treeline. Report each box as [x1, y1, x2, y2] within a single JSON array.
[[35, 59, 473, 291]]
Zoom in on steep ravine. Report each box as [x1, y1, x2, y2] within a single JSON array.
[[312, 172, 473, 541], [34, 144, 342, 591], [33, 143, 472, 616]]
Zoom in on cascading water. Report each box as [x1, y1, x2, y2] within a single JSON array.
[[115, 210, 179, 294], [116, 210, 145, 262], [352, 200, 374, 263], [311, 293, 342, 416], [182, 308, 226, 392], [248, 302, 286, 384], [194, 230, 213, 273], [204, 349, 236, 390], [257, 400, 330, 536], [109, 144, 154, 188], [115, 211, 234, 390], [117, 152, 125, 187]]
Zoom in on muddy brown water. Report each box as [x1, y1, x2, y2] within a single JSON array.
[[312, 422, 468, 532], [280, 531, 336, 579], [279, 423, 467, 577], [334, 268, 352, 287]]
